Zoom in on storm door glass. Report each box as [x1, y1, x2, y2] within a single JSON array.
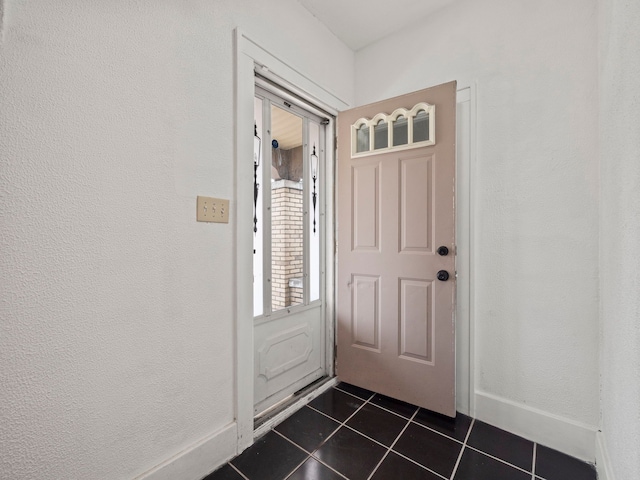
[[270, 105, 305, 312]]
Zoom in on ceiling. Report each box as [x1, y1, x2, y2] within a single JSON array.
[[298, 0, 456, 51], [271, 105, 303, 150]]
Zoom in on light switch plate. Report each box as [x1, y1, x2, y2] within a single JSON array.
[[197, 196, 229, 223]]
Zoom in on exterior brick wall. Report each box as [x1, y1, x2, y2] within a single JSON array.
[[271, 180, 304, 310]]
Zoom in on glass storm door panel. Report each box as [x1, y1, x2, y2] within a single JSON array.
[[270, 104, 304, 312], [337, 82, 457, 417], [253, 86, 326, 417]]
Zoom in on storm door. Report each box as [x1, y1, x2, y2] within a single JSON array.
[[253, 86, 326, 416]]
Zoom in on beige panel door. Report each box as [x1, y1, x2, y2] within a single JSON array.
[[337, 81, 456, 417]]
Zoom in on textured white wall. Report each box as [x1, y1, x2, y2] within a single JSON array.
[[599, 0, 640, 476], [0, 1, 353, 479], [355, 0, 600, 426]]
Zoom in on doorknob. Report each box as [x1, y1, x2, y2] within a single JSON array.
[[437, 270, 449, 281], [437, 246, 449, 256]]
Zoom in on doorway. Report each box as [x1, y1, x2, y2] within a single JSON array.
[[252, 84, 331, 418], [234, 28, 474, 454]]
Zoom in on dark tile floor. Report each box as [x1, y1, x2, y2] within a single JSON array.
[[204, 383, 597, 480]]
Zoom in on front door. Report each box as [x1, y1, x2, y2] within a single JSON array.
[[253, 86, 327, 417], [337, 81, 457, 417]]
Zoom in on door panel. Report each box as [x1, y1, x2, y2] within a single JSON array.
[[352, 162, 380, 251], [253, 86, 327, 416], [399, 278, 433, 363], [351, 274, 380, 350], [400, 154, 433, 253], [337, 81, 456, 417], [254, 306, 324, 415]]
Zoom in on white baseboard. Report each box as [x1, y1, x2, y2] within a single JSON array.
[[135, 422, 237, 480], [474, 390, 597, 462], [596, 431, 615, 480]]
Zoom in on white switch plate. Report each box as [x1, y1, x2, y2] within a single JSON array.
[[197, 196, 229, 223]]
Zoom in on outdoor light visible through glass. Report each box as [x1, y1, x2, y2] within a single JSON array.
[[311, 144, 318, 235], [253, 122, 261, 234]]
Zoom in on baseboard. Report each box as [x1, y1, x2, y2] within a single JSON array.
[[474, 390, 597, 462], [596, 431, 615, 480], [135, 422, 237, 480]]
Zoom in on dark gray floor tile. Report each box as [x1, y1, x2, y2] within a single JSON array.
[[202, 463, 245, 480], [413, 409, 472, 442], [335, 382, 374, 400], [371, 452, 442, 480], [393, 423, 462, 478], [467, 420, 533, 471], [286, 457, 344, 480], [370, 393, 419, 418], [313, 426, 386, 480], [535, 445, 597, 480], [454, 448, 531, 480], [309, 388, 364, 422], [230, 431, 307, 480], [346, 403, 408, 446], [275, 406, 340, 452]]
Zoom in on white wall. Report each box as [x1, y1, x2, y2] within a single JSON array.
[[355, 0, 600, 450], [0, 1, 353, 479], [599, 0, 640, 477]]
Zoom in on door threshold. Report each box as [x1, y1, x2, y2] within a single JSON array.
[[253, 376, 337, 437]]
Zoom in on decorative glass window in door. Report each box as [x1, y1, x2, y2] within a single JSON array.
[[350, 102, 435, 157]]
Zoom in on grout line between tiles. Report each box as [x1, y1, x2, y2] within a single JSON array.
[[449, 418, 474, 479], [279, 452, 311, 480], [273, 427, 313, 455], [365, 448, 391, 480], [367, 401, 418, 421], [273, 428, 349, 480], [228, 462, 250, 480], [299, 387, 379, 477], [410, 417, 466, 445], [233, 386, 585, 480], [282, 461, 307, 480], [308, 458, 350, 480], [334, 384, 374, 401], [465, 444, 534, 476], [306, 387, 434, 480], [365, 408, 416, 480], [341, 423, 392, 450], [366, 408, 448, 480], [309, 390, 419, 454], [387, 449, 449, 480]]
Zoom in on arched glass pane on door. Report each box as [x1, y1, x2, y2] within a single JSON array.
[[356, 124, 369, 153], [413, 109, 429, 143], [393, 115, 408, 146], [374, 120, 388, 150]]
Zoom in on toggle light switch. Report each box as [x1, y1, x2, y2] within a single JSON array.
[[197, 196, 229, 223]]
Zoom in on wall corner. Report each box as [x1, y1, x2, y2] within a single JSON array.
[[596, 431, 615, 480]]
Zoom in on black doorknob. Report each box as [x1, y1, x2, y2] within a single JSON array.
[[437, 246, 449, 256], [437, 270, 449, 281]]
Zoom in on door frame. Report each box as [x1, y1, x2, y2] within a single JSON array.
[[234, 28, 476, 453], [234, 28, 349, 452]]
